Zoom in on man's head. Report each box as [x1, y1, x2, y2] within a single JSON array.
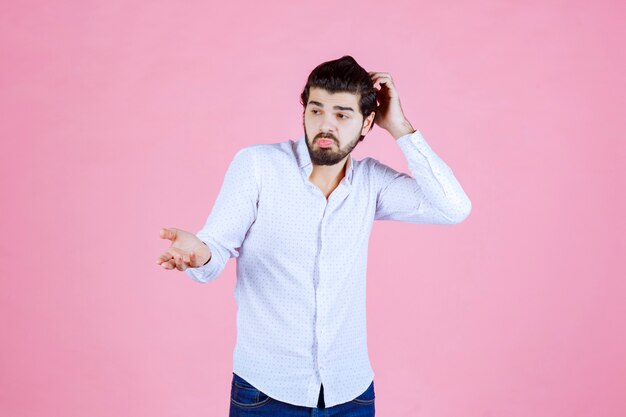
[[300, 55, 377, 166]]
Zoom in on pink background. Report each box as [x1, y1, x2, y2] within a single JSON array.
[[1, 1, 624, 416]]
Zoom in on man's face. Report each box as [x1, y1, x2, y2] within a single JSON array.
[[303, 87, 374, 166]]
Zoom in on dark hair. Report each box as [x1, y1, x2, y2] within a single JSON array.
[[300, 55, 377, 142]]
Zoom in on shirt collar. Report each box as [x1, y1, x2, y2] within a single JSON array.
[[295, 134, 354, 185]]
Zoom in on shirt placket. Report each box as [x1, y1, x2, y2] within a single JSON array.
[[315, 194, 329, 381], [301, 162, 352, 405]]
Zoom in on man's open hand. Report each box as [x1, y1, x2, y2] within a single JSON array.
[[156, 227, 212, 271]]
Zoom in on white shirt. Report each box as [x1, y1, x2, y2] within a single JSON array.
[[186, 129, 471, 408]]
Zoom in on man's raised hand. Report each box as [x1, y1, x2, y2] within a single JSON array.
[[156, 227, 212, 271]]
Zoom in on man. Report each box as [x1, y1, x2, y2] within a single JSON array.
[[156, 55, 472, 416]]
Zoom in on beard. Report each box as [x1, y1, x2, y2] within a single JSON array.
[[304, 130, 361, 166]]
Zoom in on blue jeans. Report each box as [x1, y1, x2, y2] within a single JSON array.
[[229, 372, 375, 416]]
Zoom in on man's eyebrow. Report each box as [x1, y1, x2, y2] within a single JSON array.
[[308, 100, 355, 112]]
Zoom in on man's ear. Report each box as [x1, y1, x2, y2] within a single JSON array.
[[361, 111, 376, 135]]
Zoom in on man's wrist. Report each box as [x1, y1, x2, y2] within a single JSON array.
[[389, 119, 415, 140], [202, 242, 212, 266]]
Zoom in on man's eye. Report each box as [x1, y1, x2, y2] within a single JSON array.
[[310, 110, 348, 119]]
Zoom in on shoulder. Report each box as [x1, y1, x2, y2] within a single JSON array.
[[356, 156, 404, 192], [359, 156, 392, 176], [237, 138, 301, 168], [238, 139, 292, 158]]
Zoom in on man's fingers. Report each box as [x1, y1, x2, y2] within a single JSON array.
[[156, 250, 196, 271], [159, 259, 176, 269], [174, 254, 189, 271], [156, 252, 173, 263]]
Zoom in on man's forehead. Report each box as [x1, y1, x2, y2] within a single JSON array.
[[308, 87, 359, 108]]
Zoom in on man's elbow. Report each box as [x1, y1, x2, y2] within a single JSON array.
[[449, 198, 472, 224]]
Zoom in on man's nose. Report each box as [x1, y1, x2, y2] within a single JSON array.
[[319, 114, 338, 134]]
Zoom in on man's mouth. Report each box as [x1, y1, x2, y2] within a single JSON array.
[[317, 138, 335, 148]]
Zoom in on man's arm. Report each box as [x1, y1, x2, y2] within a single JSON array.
[[367, 71, 471, 224], [186, 147, 260, 283], [373, 128, 472, 224]]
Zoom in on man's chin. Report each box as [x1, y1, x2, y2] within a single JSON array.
[[311, 154, 343, 165]]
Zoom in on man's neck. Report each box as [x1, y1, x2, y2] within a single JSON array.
[[309, 155, 350, 188]]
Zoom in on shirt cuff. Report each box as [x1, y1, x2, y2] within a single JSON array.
[[184, 240, 222, 283], [395, 128, 428, 150], [395, 128, 440, 162]]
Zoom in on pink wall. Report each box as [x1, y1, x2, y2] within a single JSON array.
[[1, 1, 624, 416]]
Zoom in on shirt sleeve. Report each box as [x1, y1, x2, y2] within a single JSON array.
[[373, 129, 472, 224], [185, 147, 260, 283]]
